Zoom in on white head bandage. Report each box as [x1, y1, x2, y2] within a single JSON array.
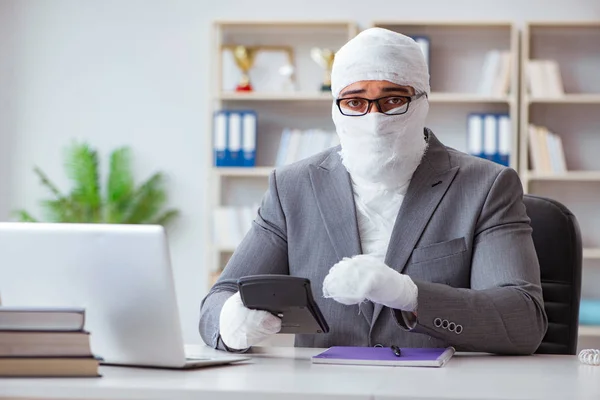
[[330, 27, 430, 193], [331, 27, 430, 99]]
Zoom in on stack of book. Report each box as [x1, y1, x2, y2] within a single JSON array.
[[478, 50, 512, 97], [467, 113, 511, 167], [528, 124, 567, 174], [527, 60, 564, 98], [275, 129, 339, 167], [213, 205, 259, 250], [0, 307, 100, 377]]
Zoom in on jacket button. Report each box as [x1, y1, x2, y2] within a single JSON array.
[[442, 319, 449, 329], [434, 318, 442, 328], [455, 324, 463, 334], [374, 344, 383, 348], [448, 322, 456, 332]]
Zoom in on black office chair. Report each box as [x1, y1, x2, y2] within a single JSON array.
[[524, 194, 582, 355]]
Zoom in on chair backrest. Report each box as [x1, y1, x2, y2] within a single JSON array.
[[523, 194, 582, 355]]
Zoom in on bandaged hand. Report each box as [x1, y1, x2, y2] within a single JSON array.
[[219, 291, 282, 350], [322, 254, 418, 312]]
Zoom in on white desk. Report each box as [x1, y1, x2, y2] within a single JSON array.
[[1, 346, 599, 400]]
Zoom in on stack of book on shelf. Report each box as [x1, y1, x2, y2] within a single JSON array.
[[528, 124, 567, 174], [0, 307, 100, 377], [478, 50, 512, 97], [275, 129, 339, 167], [213, 205, 259, 250], [580, 299, 600, 328], [467, 113, 511, 167], [527, 60, 564, 98], [214, 110, 258, 167]]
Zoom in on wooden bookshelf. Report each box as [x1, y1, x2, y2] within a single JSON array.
[[526, 94, 600, 105], [214, 167, 273, 177], [428, 93, 512, 104], [208, 21, 357, 287], [521, 23, 600, 323], [218, 91, 515, 104], [218, 92, 333, 101], [526, 171, 600, 182]]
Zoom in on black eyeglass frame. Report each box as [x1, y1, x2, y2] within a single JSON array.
[[335, 92, 428, 116]]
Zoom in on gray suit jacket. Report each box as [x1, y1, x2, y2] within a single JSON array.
[[200, 130, 548, 355]]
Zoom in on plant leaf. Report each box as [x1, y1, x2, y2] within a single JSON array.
[[12, 210, 39, 222], [33, 166, 65, 199], [64, 142, 101, 222], [40, 199, 78, 222], [123, 172, 168, 224], [106, 147, 134, 223], [150, 209, 179, 227]]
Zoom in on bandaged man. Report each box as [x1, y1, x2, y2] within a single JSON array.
[[200, 28, 548, 354]]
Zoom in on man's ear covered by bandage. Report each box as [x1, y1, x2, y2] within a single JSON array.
[[323, 28, 430, 314]]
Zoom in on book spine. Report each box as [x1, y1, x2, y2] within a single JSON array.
[[214, 111, 228, 167], [467, 113, 484, 159], [228, 112, 242, 167], [483, 114, 498, 163], [242, 112, 257, 168]]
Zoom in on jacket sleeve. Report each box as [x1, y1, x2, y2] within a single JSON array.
[[199, 170, 289, 350], [394, 168, 548, 355]]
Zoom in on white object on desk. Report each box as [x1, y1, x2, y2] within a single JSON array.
[[0, 223, 247, 369], [1, 346, 599, 400]]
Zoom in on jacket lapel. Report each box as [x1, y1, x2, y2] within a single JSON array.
[[309, 150, 374, 323], [371, 132, 459, 326], [309, 149, 362, 261]]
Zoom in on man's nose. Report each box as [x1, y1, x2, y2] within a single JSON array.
[[366, 101, 380, 114]]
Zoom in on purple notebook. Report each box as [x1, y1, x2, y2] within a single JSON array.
[[312, 346, 455, 367]]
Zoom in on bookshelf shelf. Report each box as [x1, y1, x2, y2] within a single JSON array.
[[219, 92, 513, 104], [428, 93, 512, 104], [579, 326, 600, 337], [527, 94, 600, 105], [218, 92, 333, 101], [217, 246, 237, 253], [526, 171, 600, 182], [583, 248, 600, 260], [215, 167, 273, 177]]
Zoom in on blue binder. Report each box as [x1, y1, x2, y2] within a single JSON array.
[[241, 111, 257, 167], [213, 111, 228, 167], [467, 113, 484, 159], [214, 110, 258, 167], [497, 114, 511, 167]]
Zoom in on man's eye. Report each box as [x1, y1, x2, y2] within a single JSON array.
[[346, 100, 363, 108], [386, 97, 405, 105]]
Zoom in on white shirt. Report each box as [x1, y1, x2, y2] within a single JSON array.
[[352, 182, 408, 260]]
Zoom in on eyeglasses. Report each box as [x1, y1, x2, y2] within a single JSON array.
[[336, 92, 427, 116]]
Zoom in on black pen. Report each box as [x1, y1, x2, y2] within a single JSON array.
[[390, 345, 402, 357]]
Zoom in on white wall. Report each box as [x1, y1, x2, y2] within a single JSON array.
[[0, 1, 17, 221], [1, 0, 599, 344]]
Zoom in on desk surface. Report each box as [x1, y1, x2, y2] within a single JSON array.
[[1, 346, 599, 400]]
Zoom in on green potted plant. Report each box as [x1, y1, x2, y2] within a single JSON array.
[[14, 142, 179, 226]]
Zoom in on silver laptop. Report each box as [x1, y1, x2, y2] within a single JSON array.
[[0, 222, 248, 369]]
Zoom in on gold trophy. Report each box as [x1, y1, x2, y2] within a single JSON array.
[[232, 45, 258, 92], [311, 48, 335, 92]]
